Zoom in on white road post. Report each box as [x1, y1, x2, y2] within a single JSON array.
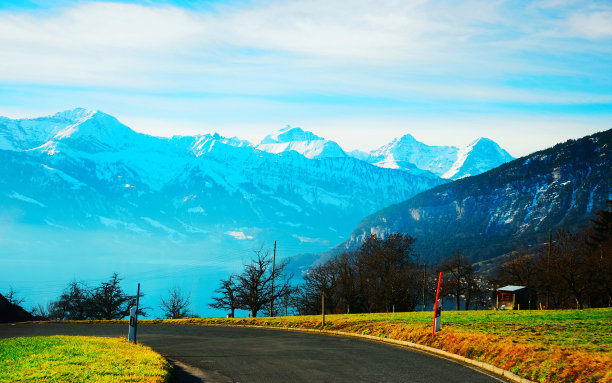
[[128, 306, 137, 343]]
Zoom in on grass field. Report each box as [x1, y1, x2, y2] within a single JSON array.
[[0, 335, 171, 383], [146, 308, 611, 383]]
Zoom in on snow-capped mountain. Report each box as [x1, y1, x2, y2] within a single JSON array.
[[441, 137, 515, 179], [352, 134, 513, 179], [256, 126, 347, 159], [342, 129, 612, 262], [0, 109, 444, 257]]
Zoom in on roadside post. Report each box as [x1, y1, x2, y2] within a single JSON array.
[[128, 306, 137, 343], [128, 283, 140, 344], [432, 272, 442, 337]]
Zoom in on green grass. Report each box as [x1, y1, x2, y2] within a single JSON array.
[[325, 309, 611, 353], [0, 336, 171, 382]]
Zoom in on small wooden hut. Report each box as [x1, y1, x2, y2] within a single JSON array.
[[495, 285, 537, 310]]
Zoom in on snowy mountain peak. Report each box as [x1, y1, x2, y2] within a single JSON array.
[[0, 108, 111, 152], [365, 134, 457, 176], [350, 133, 513, 179], [54, 111, 133, 139], [394, 134, 419, 144], [441, 137, 514, 179], [260, 126, 324, 144], [50, 108, 98, 123], [40, 110, 142, 154], [467, 137, 512, 159], [188, 133, 253, 156], [468, 137, 497, 148], [257, 126, 346, 159]]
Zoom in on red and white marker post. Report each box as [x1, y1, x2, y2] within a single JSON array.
[[432, 272, 443, 337]]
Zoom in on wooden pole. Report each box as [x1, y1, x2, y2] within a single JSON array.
[[134, 283, 140, 344], [422, 262, 427, 311], [547, 231, 551, 309], [322, 293, 325, 326], [269, 240, 276, 317]]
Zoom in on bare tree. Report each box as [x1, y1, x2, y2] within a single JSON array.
[[295, 233, 422, 315], [295, 262, 337, 315], [439, 251, 474, 310], [549, 229, 590, 309], [30, 303, 51, 320], [209, 275, 239, 317], [4, 287, 25, 306], [356, 233, 419, 313], [234, 248, 293, 318], [160, 286, 192, 319], [493, 251, 537, 287]]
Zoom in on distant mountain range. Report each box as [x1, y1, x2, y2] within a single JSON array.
[[255, 126, 514, 180], [0, 109, 516, 255], [341, 129, 612, 262], [0, 109, 451, 255]]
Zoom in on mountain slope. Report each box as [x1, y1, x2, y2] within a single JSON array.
[[343, 129, 612, 262]]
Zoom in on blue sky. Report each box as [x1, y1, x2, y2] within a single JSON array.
[[1, 0, 611, 156]]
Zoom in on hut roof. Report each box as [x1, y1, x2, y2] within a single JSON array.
[[497, 285, 526, 292]]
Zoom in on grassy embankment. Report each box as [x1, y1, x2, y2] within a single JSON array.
[[0, 335, 171, 383], [147, 308, 611, 383]]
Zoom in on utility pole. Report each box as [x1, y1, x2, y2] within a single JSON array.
[[322, 293, 325, 326], [269, 240, 276, 317], [130, 283, 140, 344], [547, 231, 551, 310]]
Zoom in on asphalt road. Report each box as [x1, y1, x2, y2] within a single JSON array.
[[0, 323, 511, 383]]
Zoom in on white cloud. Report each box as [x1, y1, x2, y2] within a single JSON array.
[[567, 11, 612, 39], [0, 0, 610, 159], [0, 0, 540, 89], [0, 0, 609, 92], [225, 231, 254, 240]]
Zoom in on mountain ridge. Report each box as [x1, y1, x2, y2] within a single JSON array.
[[341, 128, 612, 262]]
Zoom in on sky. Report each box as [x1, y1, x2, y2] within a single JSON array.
[[0, 0, 611, 156]]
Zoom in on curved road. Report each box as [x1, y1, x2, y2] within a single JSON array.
[[0, 323, 510, 383]]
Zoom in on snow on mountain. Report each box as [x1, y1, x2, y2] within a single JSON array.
[[39, 110, 143, 154], [366, 134, 457, 175], [352, 134, 513, 179], [257, 126, 347, 159], [442, 137, 514, 179], [347, 149, 370, 161], [0, 108, 95, 151], [0, 109, 444, 257]]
